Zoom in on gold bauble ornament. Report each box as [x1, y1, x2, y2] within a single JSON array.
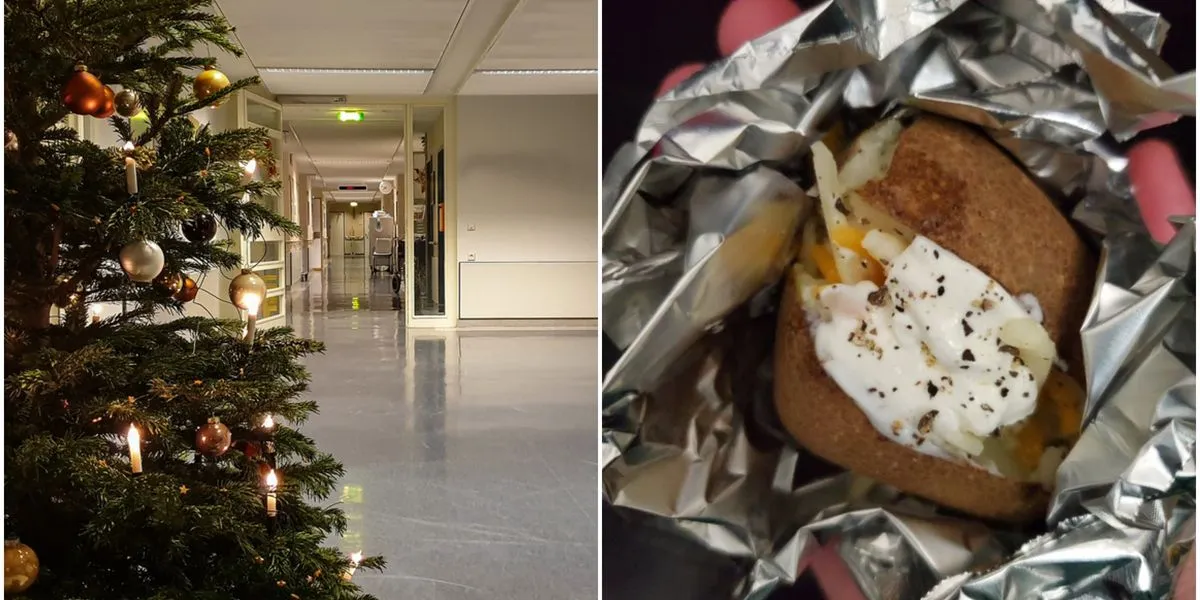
[[228, 269, 267, 312], [63, 64, 106, 115], [4, 539, 39, 593], [195, 417, 232, 457], [193, 66, 231, 103], [114, 89, 141, 118], [153, 271, 183, 296], [93, 85, 116, 119]]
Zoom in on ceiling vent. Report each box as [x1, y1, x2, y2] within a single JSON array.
[[337, 185, 368, 191], [277, 94, 347, 105]]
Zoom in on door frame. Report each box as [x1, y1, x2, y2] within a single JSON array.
[[403, 101, 457, 329]]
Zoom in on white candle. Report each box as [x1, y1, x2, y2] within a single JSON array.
[[127, 425, 142, 474], [265, 469, 278, 517], [123, 142, 138, 195]]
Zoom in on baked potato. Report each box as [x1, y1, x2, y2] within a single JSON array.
[[774, 115, 1095, 523]]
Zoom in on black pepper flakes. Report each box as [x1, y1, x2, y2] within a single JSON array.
[[962, 319, 974, 336], [1000, 388, 1009, 398], [926, 381, 939, 397], [962, 349, 976, 362], [834, 197, 850, 215], [936, 275, 945, 283], [867, 286, 888, 306], [981, 403, 994, 413], [933, 249, 940, 259], [936, 286, 945, 296], [917, 410, 939, 435]]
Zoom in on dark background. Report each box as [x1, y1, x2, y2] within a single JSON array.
[[601, 2, 1195, 598]]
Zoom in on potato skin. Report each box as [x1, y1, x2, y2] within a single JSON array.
[[774, 116, 1095, 523]]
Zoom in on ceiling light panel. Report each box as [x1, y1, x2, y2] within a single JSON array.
[[459, 71, 597, 95], [259, 71, 430, 96]]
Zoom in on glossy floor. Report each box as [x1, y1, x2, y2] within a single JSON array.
[[288, 257, 598, 598]]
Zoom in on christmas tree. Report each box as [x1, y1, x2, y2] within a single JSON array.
[[4, 2, 383, 597]]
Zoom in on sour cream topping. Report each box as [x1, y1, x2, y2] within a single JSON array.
[[810, 236, 1041, 465]]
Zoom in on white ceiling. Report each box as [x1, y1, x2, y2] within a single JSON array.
[[211, 0, 595, 203], [213, 0, 597, 98]]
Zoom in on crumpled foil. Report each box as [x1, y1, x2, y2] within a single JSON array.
[[601, 1, 1196, 598]]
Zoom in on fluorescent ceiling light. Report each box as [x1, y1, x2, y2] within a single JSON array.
[[473, 69, 597, 75], [259, 67, 432, 75], [349, 201, 359, 207], [260, 67, 595, 76], [310, 159, 392, 166]]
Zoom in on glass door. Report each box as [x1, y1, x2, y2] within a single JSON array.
[[404, 104, 455, 328]]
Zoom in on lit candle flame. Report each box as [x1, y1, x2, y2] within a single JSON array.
[[90, 305, 102, 316], [241, 158, 257, 174], [350, 551, 362, 566], [265, 469, 278, 490], [122, 141, 134, 152], [262, 414, 274, 429], [127, 424, 140, 445], [242, 293, 262, 315]]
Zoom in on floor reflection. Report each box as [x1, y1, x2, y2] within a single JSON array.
[[285, 258, 597, 599], [293, 256, 399, 314]]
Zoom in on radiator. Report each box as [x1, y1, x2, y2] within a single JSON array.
[[458, 261, 597, 319]]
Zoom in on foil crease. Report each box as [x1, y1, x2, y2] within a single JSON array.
[[601, 0, 1196, 598]]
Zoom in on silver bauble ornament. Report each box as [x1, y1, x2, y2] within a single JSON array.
[[119, 240, 165, 283], [114, 89, 141, 118], [228, 269, 267, 311]]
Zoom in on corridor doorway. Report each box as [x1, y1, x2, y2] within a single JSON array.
[[284, 102, 453, 323]]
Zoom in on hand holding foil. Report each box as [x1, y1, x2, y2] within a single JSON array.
[[602, 1, 1196, 599]]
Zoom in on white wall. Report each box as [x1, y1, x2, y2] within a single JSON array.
[[455, 95, 597, 319]]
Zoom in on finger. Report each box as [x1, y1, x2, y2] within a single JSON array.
[[1127, 139, 1196, 244], [1174, 546, 1195, 600], [717, 0, 804, 57], [797, 540, 868, 600], [657, 63, 706, 98]]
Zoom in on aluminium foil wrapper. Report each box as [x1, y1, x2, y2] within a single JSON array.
[[601, 1, 1196, 598]]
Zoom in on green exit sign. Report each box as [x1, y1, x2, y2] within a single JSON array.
[[338, 110, 364, 122]]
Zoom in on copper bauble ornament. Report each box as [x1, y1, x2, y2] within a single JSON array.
[[63, 64, 106, 115], [196, 417, 233, 457], [193, 66, 231, 102], [229, 269, 267, 312], [181, 212, 218, 243], [4, 539, 39, 593], [153, 271, 183, 296], [114, 89, 141, 118], [119, 240, 165, 283], [92, 85, 116, 119], [174, 274, 199, 303]]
